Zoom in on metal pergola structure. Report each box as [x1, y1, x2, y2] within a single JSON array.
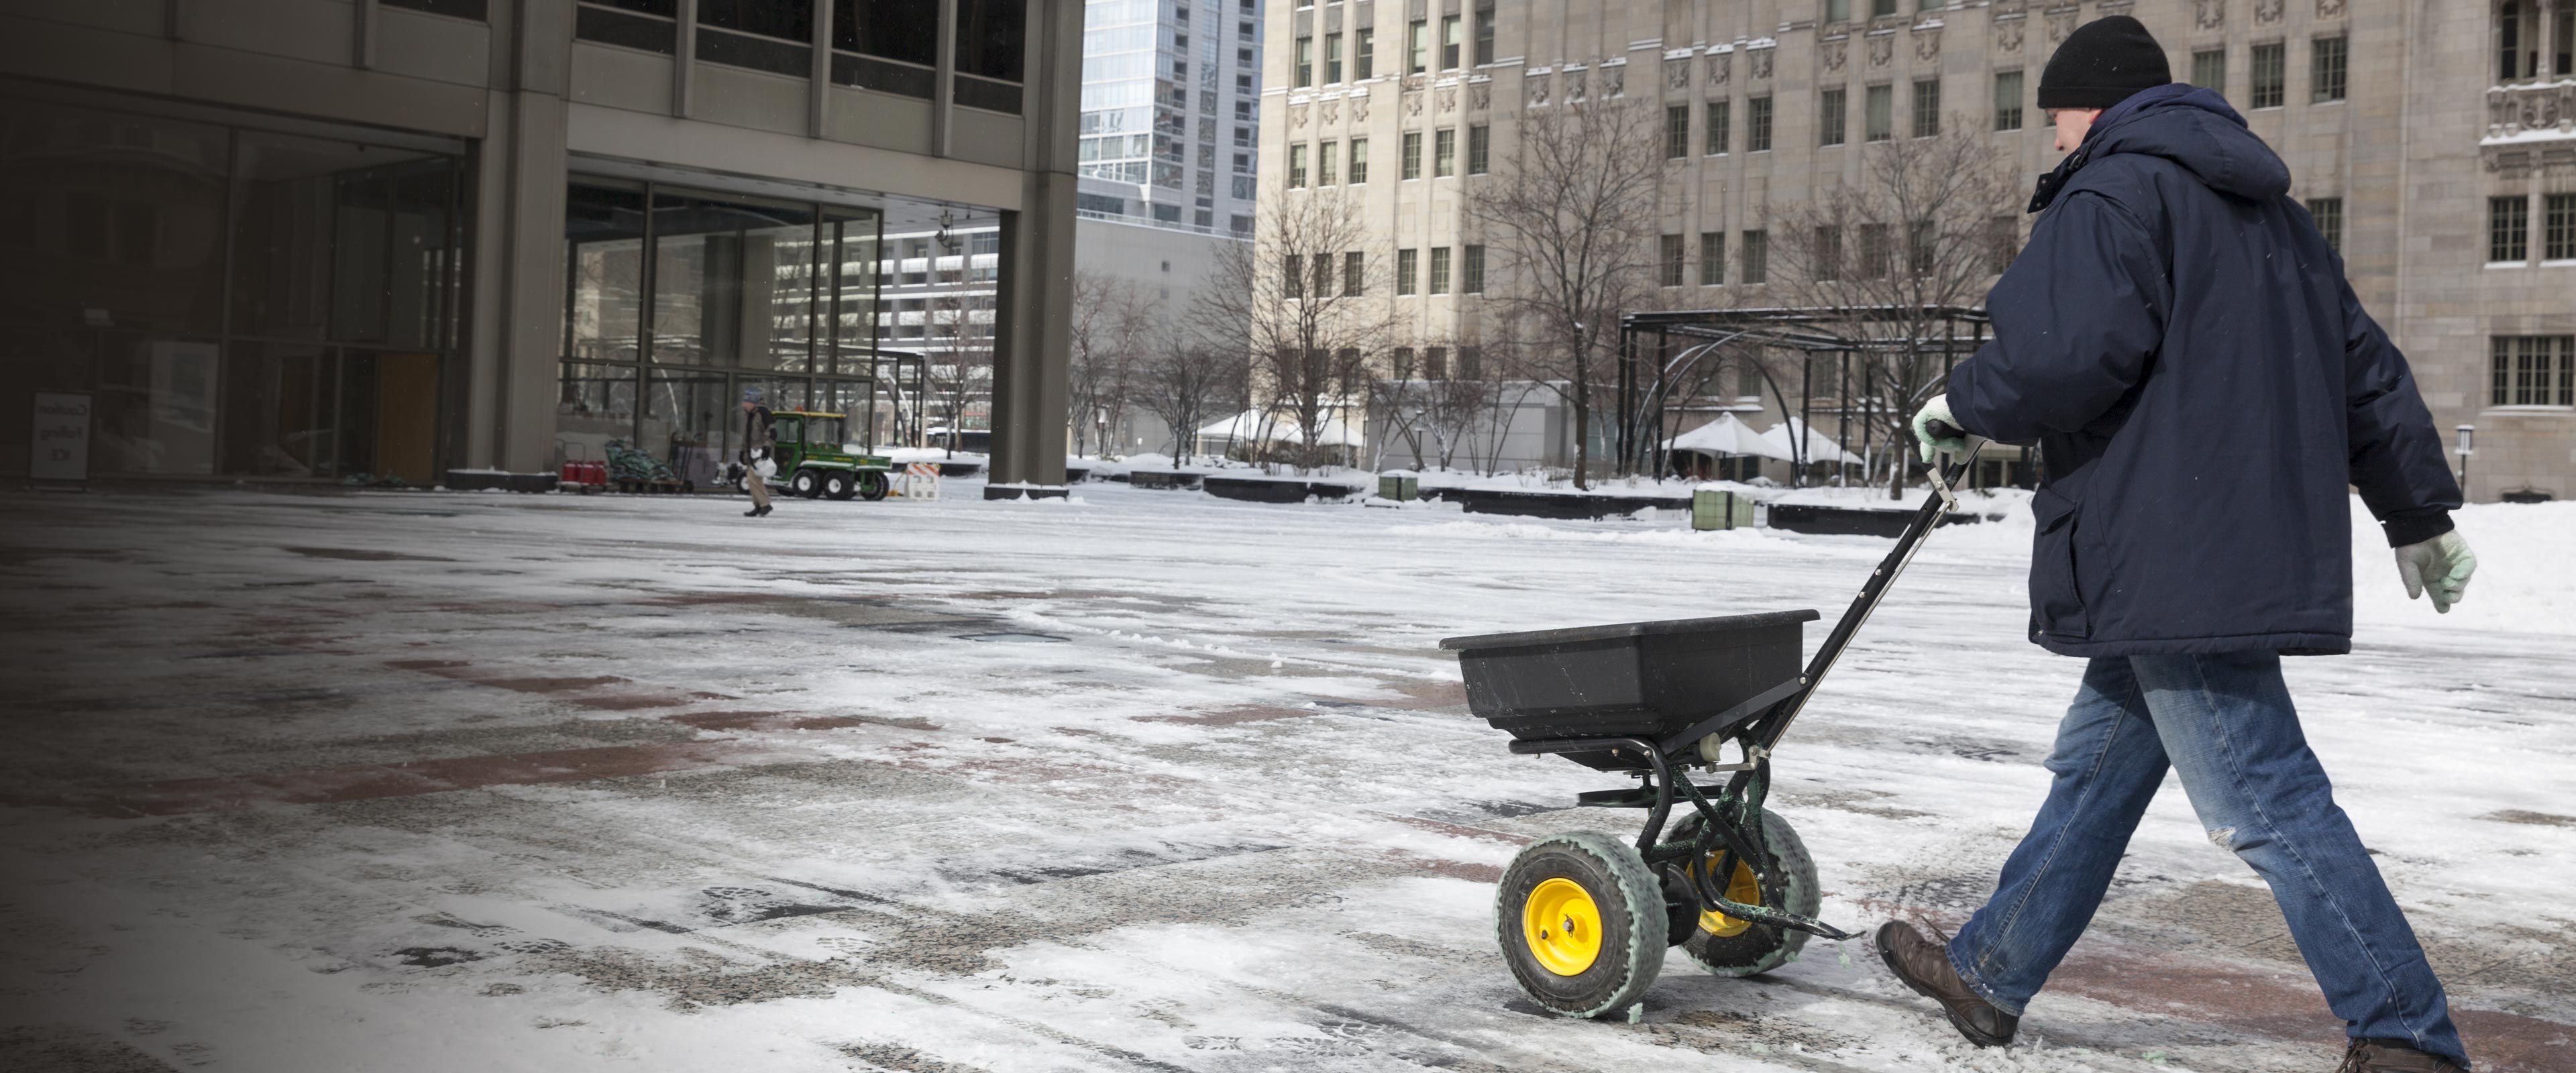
[[1615, 305, 1995, 485]]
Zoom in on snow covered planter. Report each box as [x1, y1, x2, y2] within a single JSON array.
[[1455, 488, 1693, 520], [1766, 502, 1990, 536], [1199, 475, 1369, 504]]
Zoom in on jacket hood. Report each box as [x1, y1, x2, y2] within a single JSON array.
[[2028, 84, 2291, 212]]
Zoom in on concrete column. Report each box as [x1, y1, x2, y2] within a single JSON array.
[[987, 182, 1075, 486], [468, 0, 574, 473], [983, 0, 1077, 487]]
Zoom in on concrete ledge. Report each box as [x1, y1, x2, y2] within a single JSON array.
[[984, 483, 1069, 500]]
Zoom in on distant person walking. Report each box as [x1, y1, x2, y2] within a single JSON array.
[[740, 388, 774, 518], [1888, 17, 2478, 1073]]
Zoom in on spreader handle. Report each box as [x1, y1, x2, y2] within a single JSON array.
[[1926, 418, 1968, 443]]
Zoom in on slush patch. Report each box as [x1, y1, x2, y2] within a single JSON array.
[[392, 946, 484, 968]]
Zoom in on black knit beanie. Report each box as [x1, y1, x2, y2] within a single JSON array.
[[2037, 16, 2171, 110]]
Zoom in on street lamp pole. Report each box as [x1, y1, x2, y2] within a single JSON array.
[[2455, 425, 2475, 503]]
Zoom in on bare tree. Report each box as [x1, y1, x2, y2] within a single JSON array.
[[1067, 270, 1153, 457], [1130, 327, 1246, 466], [919, 250, 994, 458], [1766, 119, 2019, 496], [1197, 190, 1393, 471], [1465, 97, 1672, 489]]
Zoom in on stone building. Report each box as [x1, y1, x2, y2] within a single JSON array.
[[1, 0, 1082, 490], [1260, 0, 2575, 500]]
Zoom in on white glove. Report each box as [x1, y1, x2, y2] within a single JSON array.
[[2393, 530, 2475, 614], [1911, 395, 1966, 462]]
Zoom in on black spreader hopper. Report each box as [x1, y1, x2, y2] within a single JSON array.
[[1439, 610, 1817, 770]]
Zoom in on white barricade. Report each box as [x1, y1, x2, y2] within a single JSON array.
[[894, 462, 941, 500]]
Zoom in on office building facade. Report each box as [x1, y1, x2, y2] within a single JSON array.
[[2, 0, 1081, 487], [1262, 0, 2574, 500]]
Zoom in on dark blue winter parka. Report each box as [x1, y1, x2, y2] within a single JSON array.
[[1947, 84, 2460, 658]]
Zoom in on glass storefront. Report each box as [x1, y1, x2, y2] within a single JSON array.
[[0, 97, 463, 480], [559, 179, 882, 472]]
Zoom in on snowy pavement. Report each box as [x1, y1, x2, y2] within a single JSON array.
[[2, 482, 2569, 1073]]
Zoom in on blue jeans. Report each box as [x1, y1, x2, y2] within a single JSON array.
[[1945, 652, 2467, 1065]]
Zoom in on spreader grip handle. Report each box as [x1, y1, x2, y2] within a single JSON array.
[[1925, 419, 1967, 443]]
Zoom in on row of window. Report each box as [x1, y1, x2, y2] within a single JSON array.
[[2488, 193, 2576, 264], [1279, 246, 1489, 298], [1284, 127, 1493, 187], [2496, 0, 2576, 83], [2492, 335, 2576, 407], [570, 0, 1026, 111], [1291, 1, 1497, 89], [2187, 37, 2347, 109]]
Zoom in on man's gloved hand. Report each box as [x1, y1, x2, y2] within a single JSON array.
[[1911, 395, 1967, 462], [2394, 530, 2476, 613]]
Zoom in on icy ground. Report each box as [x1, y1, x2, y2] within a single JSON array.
[[2, 484, 2570, 1073]]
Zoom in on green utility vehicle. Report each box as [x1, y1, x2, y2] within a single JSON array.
[[765, 411, 894, 501]]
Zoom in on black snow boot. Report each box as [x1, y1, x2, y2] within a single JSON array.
[[744, 504, 771, 517], [1876, 920, 2018, 1048], [2337, 1040, 2467, 1072]]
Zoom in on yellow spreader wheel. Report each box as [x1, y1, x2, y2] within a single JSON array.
[[1673, 809, 1822, 978], [1521, 877, 1604, 975], [1695, 857, 1767, 939], [1496, 832, 1667, 1018]]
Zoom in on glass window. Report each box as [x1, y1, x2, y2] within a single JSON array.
[[2312, 36, 2347, 102], [1699, 231, 1724, 285], [1707, 100, 1730, 154], [1748, 96, 1773, 151], [578, 1, 679, 54], [1326, 32, 1343, 82], [221, 341, 331, 476], [697, 0, 813, 76], [1318, 140, 1338, 184], [1344, 251, 1365, 295], [1872, 0, 1896, 15], [1474, 0, 1495, 65], [1825, 0, 1850, 20], [1741, 229, 1768, 283], [1467, 125, 1489, 174], [1434, 128, 1456, 176], [1462, 244, 1485, 293], [2490, 335, 2576, 406], [2192, 48, 2226, 99], [564, 183, 649, 370], [1429, 246, 1452, 294], [820, 206, 879, 374], [1355, 27, 1374, 78], [2250, 42, 2285, 108], [1819, 89, 1845, 147], [2306, 196, 2343, 254], [1658, 234, 1685, 286], [1857, 222, 1890, 278], [1865, 83, 1893, 141], [1989, 213, 2019, 272], [1397, 247, 1418, 294], [1402, 131, 1423, 179], [1993, 71, 2023, 131], [2547, 192, 2576, 260], [1668, 105, 1692, 157], [1913, 78, 1941, 137], [384, 0, 488, 18], [1811, 226, 1842, 280], [1295, 36, 1313, 87], [1, 103, 228, 345], [1283, 253, 1304, 298], [1349, 137, 1369, 183], [1288, 143, 1307, 187], [835, 0, 934, 65], [953, 0, 1024, 81], [1408, 19, 1428, 74], [1441, 15, 1462, 69], [230, 133, 460, 349], [2491, 195, 2530, 263], [648, 190, 816, 369]]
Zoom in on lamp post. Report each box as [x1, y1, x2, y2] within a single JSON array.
[[2455, 425, 2475, 502]]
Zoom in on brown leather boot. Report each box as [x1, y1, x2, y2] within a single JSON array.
[[1875, 920, 2018, 1048], [2337, 1040, 2467, 1072]]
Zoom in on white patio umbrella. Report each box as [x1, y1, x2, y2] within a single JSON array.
[[1195, 409, 1363, 448], [1758, 417, 1856, 465], [1662, 413, 1793, 461]]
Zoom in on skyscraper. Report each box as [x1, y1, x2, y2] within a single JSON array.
[[1078, 0, 1263, 235]]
